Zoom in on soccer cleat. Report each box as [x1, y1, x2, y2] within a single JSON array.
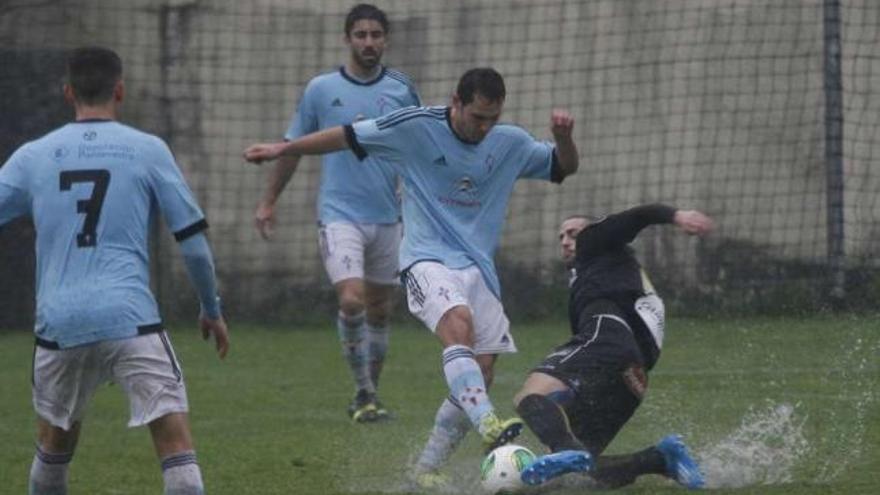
[[372, 396, 394, 421], [520, 450, 593, 486], [656, 434, 705, 489], [479, 414, 524, 453], [411, 470, 450, 490], [347, 389, 379, 423]]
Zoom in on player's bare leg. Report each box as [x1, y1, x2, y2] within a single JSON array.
[[149, 412, 204, 495], [29, 419, 80, 495]]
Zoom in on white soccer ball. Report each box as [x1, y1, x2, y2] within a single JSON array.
[[480, 444, 536, 494]]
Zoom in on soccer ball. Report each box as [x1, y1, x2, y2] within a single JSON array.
[[480, 444, 536, 494]]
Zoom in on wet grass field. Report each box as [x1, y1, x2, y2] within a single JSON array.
[[1, 315, 877, 494]]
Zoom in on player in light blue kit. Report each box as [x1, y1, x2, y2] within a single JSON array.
[[253, 3, 420, 422], [0, 47, 228, 495], [244, 67, 579, 486]]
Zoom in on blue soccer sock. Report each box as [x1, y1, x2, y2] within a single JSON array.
[[29, 445, 72, 495], [366, 322, 389, 389], [161, 451, 204, 495], [415, 396, 472, 473], [442, 345, 493, 428], [337, 310, 373, 393]]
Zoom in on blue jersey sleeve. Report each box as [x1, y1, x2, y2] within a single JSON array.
[[284, 80, 320, 140], [409, 88, 422, 107], [517, 137, 555, 181], [347, 110, 414, 163], [386, 68, 422, 107], [0, 147, 32, 225], [147, 138, 207, 240], [179, 232, 221, 318], [405, 81, 421, 107]]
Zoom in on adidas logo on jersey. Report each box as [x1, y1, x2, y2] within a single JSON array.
[[331, 98, 344, 107], [433, 156, 447, 167]]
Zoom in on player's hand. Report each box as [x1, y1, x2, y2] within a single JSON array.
[[200, 315, 230, 359], [254, 201, 276, 240], [674, 210, 714, 235], [550, 109, 575, 140], [243, 142, 286, 164]]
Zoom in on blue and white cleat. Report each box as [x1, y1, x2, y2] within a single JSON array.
[[520, 450, 593, 486], [656, 434, 705, 489]]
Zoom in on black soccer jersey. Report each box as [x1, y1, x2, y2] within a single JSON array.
[[568, 204, 677, 369]]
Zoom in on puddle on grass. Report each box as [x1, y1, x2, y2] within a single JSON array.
[[813, 333, 879, 483], [699, 402, 810, 488], [345, 329, 878, 493], [699, 330, 879, 489]]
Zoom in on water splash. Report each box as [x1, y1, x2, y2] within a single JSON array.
[[699, 402, 810, 488], [813, 333, 879, 483]]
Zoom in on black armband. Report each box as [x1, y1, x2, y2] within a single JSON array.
[[343, 125, 368, 160], [173, 218, 209, 242]]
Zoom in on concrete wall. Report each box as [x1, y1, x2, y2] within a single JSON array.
[[2, 0, 877, 317]]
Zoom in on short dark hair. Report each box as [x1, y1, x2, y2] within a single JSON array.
[[455, 68, 506, 105], [344, 4, 389, 36], [563, 214, 596, 224], [66, 46, 122, 105]]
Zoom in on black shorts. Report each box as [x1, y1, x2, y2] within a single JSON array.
[[533, 311, 648, 455]]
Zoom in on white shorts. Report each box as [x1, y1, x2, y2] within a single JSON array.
[[403, 261, 516, 355], [318, 222, 402, 286], [32, 331, 189, 431]]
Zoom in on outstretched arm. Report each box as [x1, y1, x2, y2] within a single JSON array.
[[578, 204, 713, 256], [244, 126, 348, 164]]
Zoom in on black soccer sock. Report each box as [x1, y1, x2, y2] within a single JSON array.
[[516, 394, 586, 452], [591, 447, 666, 489]]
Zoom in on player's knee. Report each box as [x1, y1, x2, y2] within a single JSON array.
[[38, 421, 80, 454], [336, 281, 366, 316], [338, 295, 365, 317], [436, 306, 474, 346], [148, 413, 194, 457], [512, 388, 532, 408]]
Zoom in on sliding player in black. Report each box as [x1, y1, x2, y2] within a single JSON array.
[[514, 204, 713, 490]]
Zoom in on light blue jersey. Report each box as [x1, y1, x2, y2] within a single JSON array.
[[0, 120, 206, 348], [286, 66, 420, 224], [347, 106, 563, 297]]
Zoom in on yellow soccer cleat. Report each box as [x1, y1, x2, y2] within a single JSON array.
[[347, 389, 380, 423], [480, 413, 525, 453], [411, 470, 451, 490]]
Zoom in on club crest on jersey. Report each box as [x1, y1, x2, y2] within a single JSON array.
[[484, 153, 496, 173], [438, 175, 481, 208], [51, 146, 70, 161], [456, 176, 477, 194], [376, 96, 390, 114]]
